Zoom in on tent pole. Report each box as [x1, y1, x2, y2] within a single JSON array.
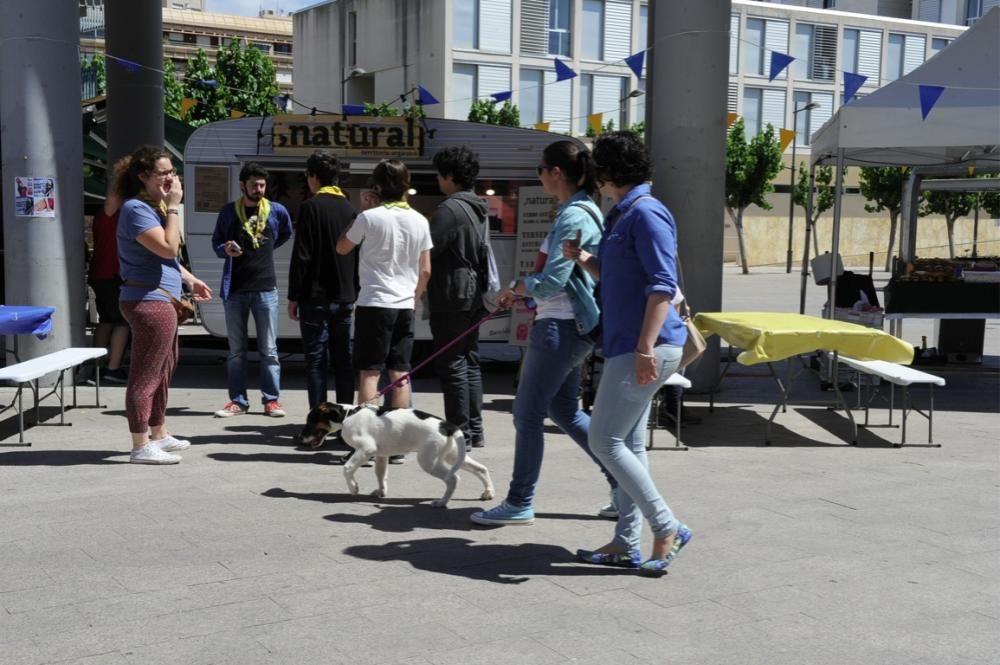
[[973, 194, 980, 258], [827, 150, 845, 322], [799, 163, 817, 314]]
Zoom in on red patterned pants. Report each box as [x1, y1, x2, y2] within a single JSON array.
[[119, 300, 178, 434]]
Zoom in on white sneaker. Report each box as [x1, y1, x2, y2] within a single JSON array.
[[598, 489, 619, 519], [130, 443, 181, 465], [151, 435, 191, 452]]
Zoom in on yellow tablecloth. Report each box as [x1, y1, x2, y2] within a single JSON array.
[[695, 312, 915, 366]]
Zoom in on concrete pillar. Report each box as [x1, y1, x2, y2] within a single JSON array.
[[0, 0, 86, 359], [106, 0, 164, 165], [646, 1, 730, 390]]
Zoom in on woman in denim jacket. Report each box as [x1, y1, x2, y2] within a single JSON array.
[[564, 131, 692, 577], [471, 140, 615, 527]]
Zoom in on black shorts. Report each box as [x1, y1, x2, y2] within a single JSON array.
[[353, 306, 414, 372], [91, 278, 127, 326]]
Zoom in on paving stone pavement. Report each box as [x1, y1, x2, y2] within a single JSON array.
[[2, 268, 998, 665]]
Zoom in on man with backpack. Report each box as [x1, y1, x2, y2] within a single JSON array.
[[427, 146, 493, 451]]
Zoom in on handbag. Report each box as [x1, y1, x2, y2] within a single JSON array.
[[158, 289, 196, 325], [678, 299, 706, 370], [675, 257, 705, 370]]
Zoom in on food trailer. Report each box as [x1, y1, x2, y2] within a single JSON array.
[[183, 115, 578, 344]]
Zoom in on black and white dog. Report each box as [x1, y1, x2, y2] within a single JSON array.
[[300, 403, 495, 508]]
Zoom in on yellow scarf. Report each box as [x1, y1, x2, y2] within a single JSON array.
[[382, 201, 411, 210], [316, 185, 345, 197], [136, 191, 168, 218], [234, 197, 271, 249]]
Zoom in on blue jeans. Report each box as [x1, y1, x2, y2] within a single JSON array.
[[588, 345, 683, 551], [299, 302, 354, 409], [507, 318, 614, 507], [224, 288, 280, 408]]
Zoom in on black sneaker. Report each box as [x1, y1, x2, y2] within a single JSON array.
[[103, 367, 128, 384]]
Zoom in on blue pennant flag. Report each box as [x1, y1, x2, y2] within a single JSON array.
[[843, 72, 868, 104], [919, 84, 945, 120], [417, 85, 439, 105], [281, 94, 291, 110], [491, 91, 512, 103], [200, 79, 218, 89], [117, 58, 141, 73], [554, 58, 577, 82], [624, 52, 645, 79], [342, 104, 366, 116], [768, 51, 794, 82]]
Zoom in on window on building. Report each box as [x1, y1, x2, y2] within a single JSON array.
[[793, 23, 836, 82], [578, 73, 626, 134], [273, 43, 292, 54], [842, 27, 882, 86], [276, 70, 293, 84], [253, 42, 270, 54], [455, 0, 479, 49], [930, 37, 951, 56], [196, 35, 211, 47], [549, 0, 571, 56], [791, 91, 833, 146], [966, 0, 983, 23], [452, 64, 478, 120], [519, 68, 544, 125], [183, 33, 196, 44], [742, 86, 785, 137], [639, 4, 648, 46], [582, 0, 604, 60], [843, 28, 860, 74], [917, 0, 942, 22], [886, 32, 926, 81], [744, 18, 765, 76], [729, 13, 739, 74], [634, 77, 646, 125]]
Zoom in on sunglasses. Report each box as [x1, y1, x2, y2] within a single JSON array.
[[536, 164, 548, 176]]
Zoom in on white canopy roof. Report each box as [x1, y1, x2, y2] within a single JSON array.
[[811, 7, 1000, 170]]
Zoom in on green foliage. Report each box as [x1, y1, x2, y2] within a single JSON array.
[[793, 163, 837, 222], [920, 186, 977, 258], [725, 119, 783, 216], [213, 39, 280, 118], [979, 178, 1000, 219], [625, 121, 645, 140], [181, 48, 227, 126], [81, 53, 107, 97], [163, 60, 184, 120], [858, 167, 909, 215], [585, 119, 616, 138], [467, 100, 521, 127], [363, 101, 400, 117]]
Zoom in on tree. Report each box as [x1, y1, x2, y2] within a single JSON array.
[[981, 179, 1000, 220], [919, 188, 976, 258], [858, 167, 910, 270], [363, 101, 401, 117], [214, 39, 280, 118], [468, 99, 521, 127], [181, 48, 227, 126], [725, 118, 783, 274], [585, 118, 615, 138], [793, 163, 844, 258], [163, 60, 185, 120]]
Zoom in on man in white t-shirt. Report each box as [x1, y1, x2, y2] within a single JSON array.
[[337, 159, 432, 419]]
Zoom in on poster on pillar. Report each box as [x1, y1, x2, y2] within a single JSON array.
[[509, 186, 557, 346], [14, 176, 56, 217]]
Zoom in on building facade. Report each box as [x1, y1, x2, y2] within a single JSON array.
[[80, 2, 293, 97]]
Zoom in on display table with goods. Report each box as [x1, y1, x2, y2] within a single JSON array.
[[885, 257, 1000, 319]]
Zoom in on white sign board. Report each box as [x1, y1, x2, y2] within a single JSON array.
[[509, 186, 557, 345]]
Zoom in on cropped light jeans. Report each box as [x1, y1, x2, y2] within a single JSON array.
[[507, 317, 615, 508], [588, 344, 683, 551], [224, 288, 281, 408]]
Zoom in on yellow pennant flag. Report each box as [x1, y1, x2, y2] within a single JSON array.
[[230, 110, 246, 119], [180, 98, 198, 117], [533, 122, 550, 132], [727, 112, 738, 127], [967, 165, 976, 176], [587, 113, 604, 134], [779, 128, 796, 152]]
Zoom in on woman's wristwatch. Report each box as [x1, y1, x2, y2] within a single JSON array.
[[166, 208, 180, 215]]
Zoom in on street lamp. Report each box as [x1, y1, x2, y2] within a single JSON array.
[[341, 66, 366, 106], [785, 101, 819, 273], [620, 89, 644, 127]]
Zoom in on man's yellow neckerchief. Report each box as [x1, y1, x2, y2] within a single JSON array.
[[234, 197, 271, 249], [316, 185, 345, 197]]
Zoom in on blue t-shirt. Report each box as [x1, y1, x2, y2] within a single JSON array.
[[117, 199, 183, 302], [598, 184, 687, 358]]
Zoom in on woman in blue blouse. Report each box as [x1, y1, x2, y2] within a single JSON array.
[[563, 132, 692, 577], [471, 140, 614, 526]]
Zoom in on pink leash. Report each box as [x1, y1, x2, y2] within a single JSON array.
[[373, 306, 508, 400]]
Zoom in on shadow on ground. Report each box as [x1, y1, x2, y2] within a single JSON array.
[[0, 449, 127, 465], [342, 536, 632, 584]]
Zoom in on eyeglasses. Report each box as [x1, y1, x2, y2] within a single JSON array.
[[152, 168, 177, 178]]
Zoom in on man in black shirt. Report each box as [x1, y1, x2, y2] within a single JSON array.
[[427, 146, 490, 450], [211, 162, 293, 418], [288, 151, 360, 409]]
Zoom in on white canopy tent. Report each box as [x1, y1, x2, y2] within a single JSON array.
[[803, 7, 1000, 315]]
